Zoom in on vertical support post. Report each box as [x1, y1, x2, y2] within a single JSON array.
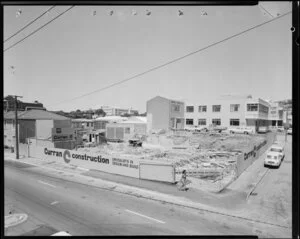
[[15, 96, 19, 159]]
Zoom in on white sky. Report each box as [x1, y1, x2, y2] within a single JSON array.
[[4, 2, 292, 113]]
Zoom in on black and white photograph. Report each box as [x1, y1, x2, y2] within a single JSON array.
[[3, 1, 297, 237]]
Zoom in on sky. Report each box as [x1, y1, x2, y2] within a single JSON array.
[[3, 2, 292, 113]]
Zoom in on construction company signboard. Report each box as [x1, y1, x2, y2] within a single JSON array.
[[32, 146, 140, 178], [236, 139, 268, 177], [52, 127, 75, 142], [243, 139, 267, 161]]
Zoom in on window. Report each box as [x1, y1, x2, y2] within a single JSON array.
[[198, 105, 207, 112], [212, 118, 221, 126], [186, 106, 194, 112], [87, 122, 89, 127], [172, 105, 180, 112], [230, 104, 240, 112], [259, 104, 269, 114], [270, 148, 282, 153], [186, 119, 194, 125], [230, 119, 240, 126], [125, 127, 130, 134], [212, 105, 221, 112], [247, 104, 258, 111], [198, 119, 206, 125]]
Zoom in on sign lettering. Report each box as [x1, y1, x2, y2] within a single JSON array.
[[244, 140, 267, 160]]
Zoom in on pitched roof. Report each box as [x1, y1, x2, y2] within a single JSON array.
[[3, 111, 26, 119], [4, 110, 70, 120]]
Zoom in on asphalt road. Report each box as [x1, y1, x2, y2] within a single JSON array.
[[4, 160, 271, 236], [247, 133, 292, 228]]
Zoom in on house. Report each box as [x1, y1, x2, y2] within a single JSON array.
[[4, 110, 75, 151], [105, 118, 147, 142], [146, 96, 185, 132]]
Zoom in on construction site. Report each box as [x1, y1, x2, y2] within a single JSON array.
[[77, 130, 268, 190]]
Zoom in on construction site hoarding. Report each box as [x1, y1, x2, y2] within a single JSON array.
[[139, 161, 175, 183]]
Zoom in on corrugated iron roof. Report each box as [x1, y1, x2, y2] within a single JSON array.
[[3, 111, 26, 119], [4, 110, 70, 120]]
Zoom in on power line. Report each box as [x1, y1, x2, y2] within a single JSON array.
[[4, 5, 56, 43], [4, 6, 75, 52], [54, 10, 292, 107]]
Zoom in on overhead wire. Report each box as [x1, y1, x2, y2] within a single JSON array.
[[4, 5, 75, 52], [54, 10, 292, 107], [4, 5, 56, 43]]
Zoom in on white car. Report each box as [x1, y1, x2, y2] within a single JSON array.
[[229, 127, 254, 135], [184, 125, 198, 132], [287, 128, 292, 135], [264, 144, 285, 167], [185, 125, 208, 132], [258, 126, 269, 133]]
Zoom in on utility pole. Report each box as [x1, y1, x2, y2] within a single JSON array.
[[284, 106, 289, 143], [11, 95, 23, 159]]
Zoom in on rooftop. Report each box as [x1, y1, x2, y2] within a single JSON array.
[[4, 110, 70, 120]]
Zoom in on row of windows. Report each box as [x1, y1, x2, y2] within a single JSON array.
[[186, 104, 240, 113], [187, 103, 271, 113], [186, 118, 241, 126], [246, 103, 269, 113]]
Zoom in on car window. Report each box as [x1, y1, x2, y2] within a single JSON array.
[[270, 148, 282, 153]]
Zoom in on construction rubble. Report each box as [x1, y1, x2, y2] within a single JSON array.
[[77, 130, 266, 183]]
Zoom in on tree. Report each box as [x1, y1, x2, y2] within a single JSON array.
[[95, 109, 106, 117]]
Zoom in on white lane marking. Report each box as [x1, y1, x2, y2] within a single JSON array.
[[38, 180, 56, 188], [50, 201, 59, 205], [125, 209, 165, 224]]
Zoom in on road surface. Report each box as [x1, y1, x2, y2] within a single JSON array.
[[4, 159, 281, 237]]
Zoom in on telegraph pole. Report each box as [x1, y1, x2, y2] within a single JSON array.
[[11, 95, 23, 159]]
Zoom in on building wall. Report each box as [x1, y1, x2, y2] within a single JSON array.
[[36, 120, 54, 139], [4, 122, 15, 147], [19, 120, 36, 143], [147, 97, 170, 131], [185, 98, 248, 128]]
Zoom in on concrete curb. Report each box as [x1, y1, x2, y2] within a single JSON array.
[[5, 214, 28, 228], [246, 168, 269, 200]]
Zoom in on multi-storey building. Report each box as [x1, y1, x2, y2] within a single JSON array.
[[146, 96, 185, 132], [185, 95, 272, 132], [268, 101, 284, 127]]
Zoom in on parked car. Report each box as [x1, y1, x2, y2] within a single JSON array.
[[229, 127, 254, 135], [185, 125, 208, 132], [258, 126, 269, 133], [264, 144, 285, 167], [208, 126, 227, 133], [184, 125, 197, 132], [287, 128, 292, 135], [195, 125, 208, 132]]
